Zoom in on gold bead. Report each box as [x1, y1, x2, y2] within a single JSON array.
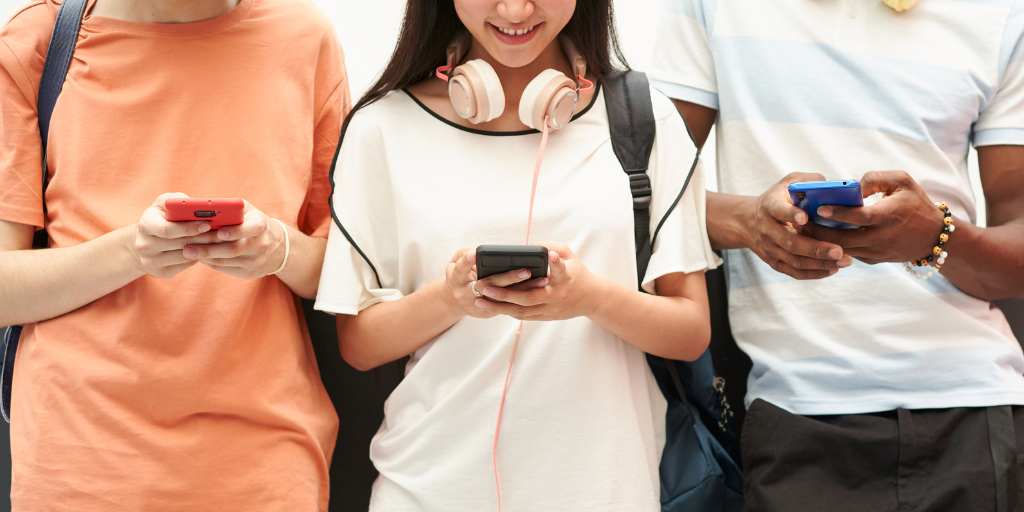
[[883, 0, 920, 13], [944, 217, 953, 226], [939, 233, 949, 243], [937, 202, 947, 210], [933, 246, 943, 256]]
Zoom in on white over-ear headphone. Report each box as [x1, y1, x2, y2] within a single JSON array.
[[435, 34, 594, 131]]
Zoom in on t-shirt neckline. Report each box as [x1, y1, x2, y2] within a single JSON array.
[[81, 0, 254, 37], [402, 81, 603, 137]]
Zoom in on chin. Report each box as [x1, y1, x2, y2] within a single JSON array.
[[485, 40, 555, 69]]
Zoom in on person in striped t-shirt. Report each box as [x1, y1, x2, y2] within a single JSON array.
[[652, 1, 1024, 510]]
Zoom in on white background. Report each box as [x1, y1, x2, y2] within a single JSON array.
[[0, 0, 986, 218]]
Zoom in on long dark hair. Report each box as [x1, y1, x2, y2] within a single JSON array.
[[351, 1, 628, 115]]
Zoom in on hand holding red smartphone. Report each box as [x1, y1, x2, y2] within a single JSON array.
[[164, 197, 245, 229]]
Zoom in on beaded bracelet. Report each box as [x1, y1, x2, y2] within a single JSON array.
[[904, 202, 955, 279]]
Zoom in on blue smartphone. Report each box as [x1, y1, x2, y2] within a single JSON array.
[[788, 180, 864, 230]]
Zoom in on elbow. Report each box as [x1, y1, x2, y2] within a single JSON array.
[[341, 350, 377, 372], [336, 317, 383, 372], [293, 276, 321, 301], [338, 334, 378, 372], [678, 322, 712, 362], [299, 272, 324, 301], [655, 299, 712, 362], [663, 320, 711, 362]]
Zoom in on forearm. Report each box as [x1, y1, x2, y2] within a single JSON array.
[[337, 280, 463, 371], [707, 192, 755, 251], [589, 279, 711, 361], [940, 218, 1024, 301], [275, 226, 326, 299], [0, 226, 143, 326]]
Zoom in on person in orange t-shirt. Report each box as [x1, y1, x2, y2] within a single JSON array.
[[0, 0, 348, 510]]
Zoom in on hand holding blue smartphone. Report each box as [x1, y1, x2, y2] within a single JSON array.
[[788, 180, 864, 230]]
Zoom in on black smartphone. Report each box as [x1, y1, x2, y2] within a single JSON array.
[[475, 245, 549, 281]]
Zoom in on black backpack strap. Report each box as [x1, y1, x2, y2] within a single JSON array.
[[0, 0, 87, 424], [603, 70, 656, 285], [604, 70, 704, 290], [605, 71, 722, 430]]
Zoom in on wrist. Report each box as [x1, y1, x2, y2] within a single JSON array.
[[905, 202, 957, 279], [432, 279, 465, 320], [267, 219, 289, 276], [734, 195, 760, 250], [914, 203, 949, 260], [118, 225, 146, 278], [708, 192, 759, 250], [940, 215, 972, 261], [583, 274, 614, 319]]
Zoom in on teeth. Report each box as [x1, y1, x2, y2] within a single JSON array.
[[497, 25, 534, 37]]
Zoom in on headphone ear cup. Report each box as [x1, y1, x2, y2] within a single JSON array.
[[519, 69, 578, 131], [448, 75, 478, 121], [449, 59, 505, 124]]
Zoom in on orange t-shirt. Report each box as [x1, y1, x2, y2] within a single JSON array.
[[0, 0, 347, 509]]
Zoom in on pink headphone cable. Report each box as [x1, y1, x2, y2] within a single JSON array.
[[436, 64, 453, 82], [492, 118, 551, 512]]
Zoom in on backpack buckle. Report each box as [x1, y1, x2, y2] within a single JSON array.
[[628, 173, 652, 210]]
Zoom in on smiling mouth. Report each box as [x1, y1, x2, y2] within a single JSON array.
[[489, 22, 543, 44]]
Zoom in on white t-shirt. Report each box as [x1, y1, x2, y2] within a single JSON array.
[[650, 0, 1024, 415], [315, 85, 719, 511]]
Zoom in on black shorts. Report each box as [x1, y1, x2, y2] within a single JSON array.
[[742, 399, 1023, 512]]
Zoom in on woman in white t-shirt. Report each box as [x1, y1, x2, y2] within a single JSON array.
[[315, 1, 719, 510]]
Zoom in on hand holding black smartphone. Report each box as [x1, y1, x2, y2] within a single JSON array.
[[475, 245, 549, 281]]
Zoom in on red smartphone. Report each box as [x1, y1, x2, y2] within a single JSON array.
[[164, 198, 244, 229]]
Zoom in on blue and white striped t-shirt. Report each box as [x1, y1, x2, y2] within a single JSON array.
[[651, 0, 1024, 415]]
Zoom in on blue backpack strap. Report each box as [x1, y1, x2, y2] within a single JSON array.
[[0, 0, 88, 423]]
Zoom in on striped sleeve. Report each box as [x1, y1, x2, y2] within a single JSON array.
[[648, 0, 719, 109], [974, 0, 1024, 147]]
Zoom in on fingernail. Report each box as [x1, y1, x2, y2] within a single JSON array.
[[796, 212, 808, 225], [828, 248, 843, 260], [839, 256, 853, 268], [519, 270, 531, 279], [818, 206, 833, 218], [198, 224, 211, 233]]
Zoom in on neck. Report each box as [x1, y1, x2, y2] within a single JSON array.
[[91, 0, 240, 23], [465, 39, 575, 117]]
